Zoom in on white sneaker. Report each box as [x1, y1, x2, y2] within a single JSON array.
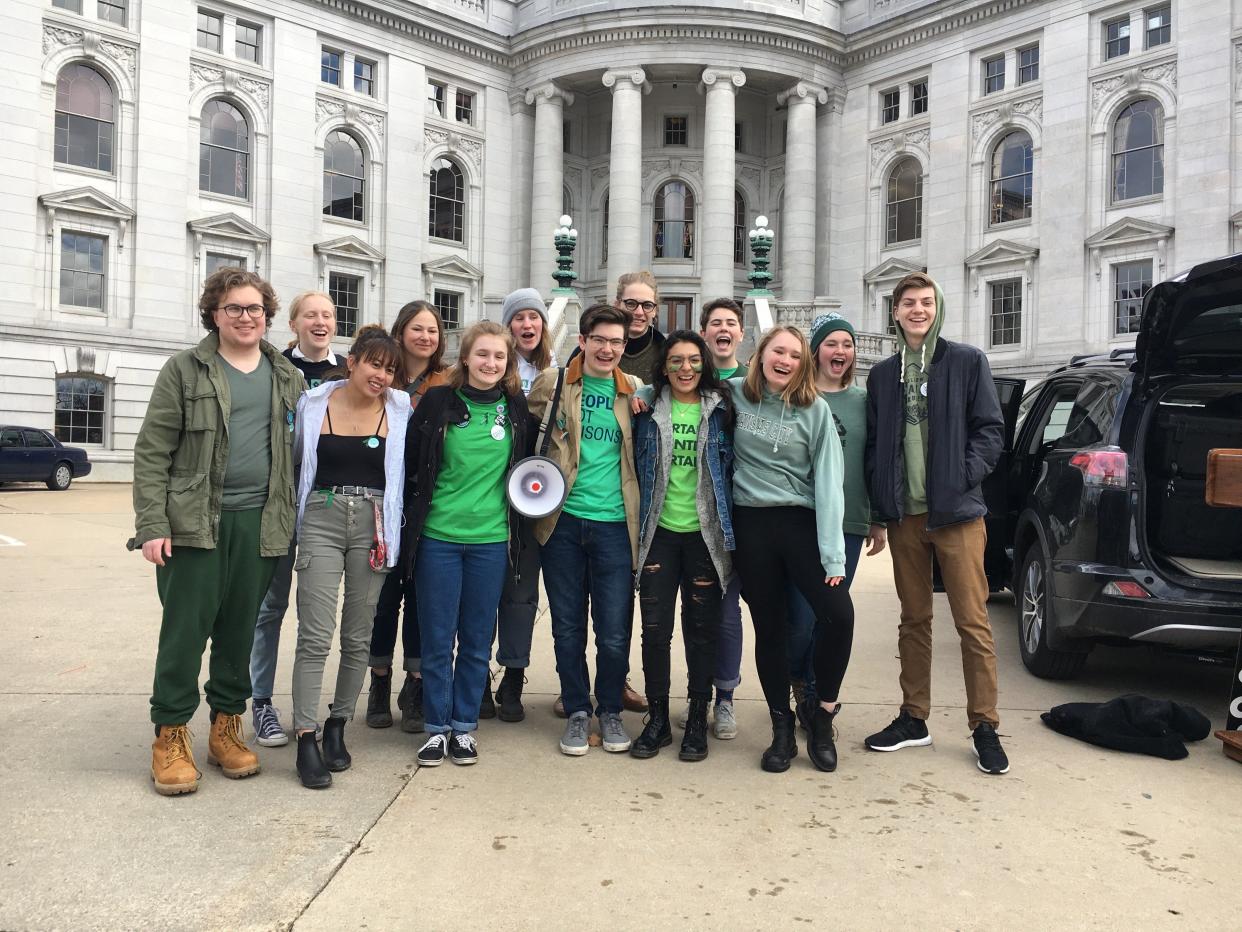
[[712, 700, 738, 740]]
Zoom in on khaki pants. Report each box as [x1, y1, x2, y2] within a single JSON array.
[[887, 514, 999, 728]]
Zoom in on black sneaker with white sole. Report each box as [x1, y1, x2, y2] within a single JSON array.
[[972, 723, 1010, 774], [417, 733, 447, 767], [864, 710, 933, 751], [449, 731, 478, 766]]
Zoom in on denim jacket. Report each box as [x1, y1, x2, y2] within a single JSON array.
[[634, 387, 735, 588]]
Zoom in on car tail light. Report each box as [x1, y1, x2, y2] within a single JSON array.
[[1069, 448, 1128, 488], [1104, 580, 1151, 599]]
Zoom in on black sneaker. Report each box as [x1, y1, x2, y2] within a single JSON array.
[[416, 733, 447, 767], [448, 731, 478, 766], [972, 723, 1010, 775], [864, 710, 932, 751]]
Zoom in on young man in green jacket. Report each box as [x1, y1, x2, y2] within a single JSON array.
[[132, 268, 304, 795]]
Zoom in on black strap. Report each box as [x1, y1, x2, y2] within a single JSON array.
[[537, 368, 566, 458]]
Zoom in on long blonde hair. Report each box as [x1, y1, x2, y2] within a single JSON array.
[[450, 321, 521, 397], [742, 326, 819, 408]]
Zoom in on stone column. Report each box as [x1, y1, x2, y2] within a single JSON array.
[[777, 81, 828, 303], [602, 67, 649, 291], [526, 82, 574, 293], [815, 88, 843, 298], [509, 92, 535, 295], [699, 67, 746, 302]]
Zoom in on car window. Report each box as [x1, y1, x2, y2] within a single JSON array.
[[1025, 383, 1080, 453], [23, 430, 54, 448], [1055, 378, 1115, 450], [0, 429, 22, 448]]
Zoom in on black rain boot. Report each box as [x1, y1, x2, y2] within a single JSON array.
[[366, 670, 393, 728], [807, 703, 840, 773], [679, 697, 709, 762], [400, 674, 425, 734], [630, 697, 672, 759], [495, 667, 526, 723], [296, 732, 332, 789], [321, 716, 351, 772], [760, 709, 798, 773]]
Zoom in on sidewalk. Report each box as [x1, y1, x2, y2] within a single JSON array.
[[1, 484, 1238, 931]]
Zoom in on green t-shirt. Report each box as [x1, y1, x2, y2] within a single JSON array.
[[715, 362, 747, 381], [563, 375, 626, 522], [220, 353, 272, 511], [658, 399, 701, 532], [422, 392, 512, 544], [821, 385, 871, 536]]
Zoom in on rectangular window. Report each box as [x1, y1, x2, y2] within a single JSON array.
[[328, 272, 361, 338], [455, 90, 474, 124], [989, 279, 1023, 347], [1113, 260, 1152, 335], [55, 377, 107, 445], [427, 81, 445, 118], [320, 48, 341, 86], [983, 56, 1005, 95], [98, 0, 126, 25], [59, 231, 106, 310], [664, 115, 688, 146], [433, 290, 461, 330], [1145, 5, 1171, 48], [734, 122, 743, 152], [1018, 45, 1039, 84], [53, 0, 83, 12], [883, 295, 896, 335], [197, 10, 223, 53], [205, 253, 246, 276], [1105, 17, 1131, 60], [354, 58, 375, 96], [235, 23, 261, 64], [909, 81, 928, 117], [880, 89, 900, 124]]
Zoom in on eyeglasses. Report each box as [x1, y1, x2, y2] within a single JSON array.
[[218, 304, 266, 319], [666, 356, 703, 372], [621, 298, 658, 313], [587, 335, 626, 350]]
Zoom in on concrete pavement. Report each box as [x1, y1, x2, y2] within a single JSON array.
[[0, 483, 1238, 931]]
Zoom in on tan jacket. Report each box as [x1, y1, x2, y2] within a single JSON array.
[[527, 355, 642, 568]]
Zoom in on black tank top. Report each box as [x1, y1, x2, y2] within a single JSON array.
[[313, 402, 387, 490]]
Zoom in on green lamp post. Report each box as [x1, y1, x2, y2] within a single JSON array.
[[746, 215, 775, 297], [552, 214, 579, 295]]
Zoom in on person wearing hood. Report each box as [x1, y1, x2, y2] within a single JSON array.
[[616, 270, 666, 384], [863, 272, 1009, 775]]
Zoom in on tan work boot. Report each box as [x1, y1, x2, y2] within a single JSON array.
[[207, 712, 261, 779], [151, 724, 200, 796]]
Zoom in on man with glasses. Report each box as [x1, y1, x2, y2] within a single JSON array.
[[528, 303, 644, 756], [132, 267, 304, 795], [615, 270, 665, 384]]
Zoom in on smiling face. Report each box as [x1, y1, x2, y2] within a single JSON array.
[[894, 285, 937, 349], [701, 308, 743, 367], [348, 352, 396, 399], [665, 340, 704, 401], [760, 330, 803, 393], [291, 295, 336, 359], [618, 282, 658, 338], [212, 285, 267, 353], [401, 310, 440, 361], [509, 309, 544, 357], [578, 323, 626, 379], [464, 334, 509, 391], [816, 332, 855, 388]]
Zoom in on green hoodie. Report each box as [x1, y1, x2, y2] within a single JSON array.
[[894, 281, 946, 516]]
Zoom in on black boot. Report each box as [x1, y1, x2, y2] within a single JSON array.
[[479, 673, 497, 720], [807, 703, 839, 773], [399, 674, 425, 734], [495, 667, 526, 723], [760, 709, 798, 773], [321, 716, 351, 772], [679, 697, 709, 762], [296, 732, 332, 789], [630, 697, 672, 759], [365, 671, 392, 728]]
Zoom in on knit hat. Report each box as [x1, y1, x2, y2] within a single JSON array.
[[501, 288, 548, 327], [809, 312, 856, 355]]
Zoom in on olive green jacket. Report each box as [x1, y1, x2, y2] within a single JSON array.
[[131, 333, 304, 556]]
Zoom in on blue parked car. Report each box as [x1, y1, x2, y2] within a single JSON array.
[[0, 426, 92, 490]]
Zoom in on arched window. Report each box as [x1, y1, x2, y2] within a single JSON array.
[[55, 375, 107, 445], [322, 131, 365, 222], [990, 130, 1033, 225], [54, 63, 114, 173], [885, 157, 923, 245], [601, 193, 609, 265], [1112, 98, 1164, 202], [654, 180, 694, 259], [427, 157, 464, 241], [199, 99, 249, 199]]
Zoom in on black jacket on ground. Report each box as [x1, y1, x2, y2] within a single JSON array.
[[1041, 695, 1212, 760], [865, 337, 1004, 530], [400, 384, 532, 582]]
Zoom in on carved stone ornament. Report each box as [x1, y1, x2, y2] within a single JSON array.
[[1091, 61, 1177, 118], [701, 68, 746, 91], [43, 23, 137, 83], [970, 96, 1043, 142], [738, 165, 762, 192]]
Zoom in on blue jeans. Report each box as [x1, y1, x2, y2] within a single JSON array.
[[713, 575, 743, 693], [788, 533, 865, 690], [249, 540, 295, 702], [539, 513, 634, 717], [415, 536, 508, 734]]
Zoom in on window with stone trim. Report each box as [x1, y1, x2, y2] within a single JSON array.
[[433, 290, 461, 330], [601, 194, 609, 265], [205, 252, 246, 276], [98, 0, 126, 25], [734, 190, 747, 266], [664, 116, 688, 147], [885, 158, 923, 245], [59, 231, 106, 310], [909, 81, 928, 117], [322, 130, 365, 222], [1112, 98, 1164, 202], [880, 89, 900, 124], [428, 158, 465, 242], [1145, 5, 1171, 48], [883, 295, 896, 335], [54, 63, 114, 173], [199, 99, 249, 200], [1113, 260, 1152, 335], [455, 91, 474, 125], [427, 81, 445, 118], [197, 10, 223, 53], [354, 58, 375, 96], [982, 56, 1005, 95], [53, 0, 83, 12], [1104, 17, 1131, 60], [653, 181, 694, 260], [734, 122, 743, 151], [235, 22, 261, 64], [55, 376, 107, 445], [320, 48, 342, 87], [989, 279, 1023, 346], [1018, 45, 1040, 85], [328, 272, 361, 337], [990, 130, 1033, 225]]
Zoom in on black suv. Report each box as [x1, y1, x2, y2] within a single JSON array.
[[984, 253, 1242, 680]]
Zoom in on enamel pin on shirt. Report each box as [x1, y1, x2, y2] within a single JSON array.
[[491, 403, 507, 441]]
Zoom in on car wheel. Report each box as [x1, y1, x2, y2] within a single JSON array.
[[1018, 543, 1088, 680], [46, 462, 73, 491]]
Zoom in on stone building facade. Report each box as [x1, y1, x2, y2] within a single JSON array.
[[2, 0, 1240, 478]]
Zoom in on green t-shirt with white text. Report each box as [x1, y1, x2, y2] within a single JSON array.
[[563, 375, 625, 522], [658, 399, 700, 532]]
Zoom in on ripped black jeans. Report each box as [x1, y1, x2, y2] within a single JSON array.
[[638, 526, 722, 701]]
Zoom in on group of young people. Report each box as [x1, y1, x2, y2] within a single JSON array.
[[134, 264, 1010, 796]]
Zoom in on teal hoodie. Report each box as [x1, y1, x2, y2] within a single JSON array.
[[727, 376, 846, 578], [895, 281, 946, 516]]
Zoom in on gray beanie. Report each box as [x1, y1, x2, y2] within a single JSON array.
[[501, 288, 548, 327]]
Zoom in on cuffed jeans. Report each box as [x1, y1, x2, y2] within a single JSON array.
[[788, 533, 865, 690], [540, 513, 634, 717], [368, 569, 421, 673], [495, 519, 541, 669], [292, 492, 390, 732], [249, 539, 295, 701], [415, 536, 508, 735], [713, 576, 743, 693]]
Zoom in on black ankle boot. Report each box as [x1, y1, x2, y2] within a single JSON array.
[[630, 697, 672, 759], [366, 671, 392, 729], [296, 732, 332, 789], [321, 717, 351, 772], [479, 676, 497, 720], [760, 709, 798, 773], [399, 675, 425, 734], [679, 697, 709, 762], [807, 704, 839, 773], [495, 667, 526, 723]]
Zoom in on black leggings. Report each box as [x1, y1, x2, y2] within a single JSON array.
[[732, 505, 854, 711]]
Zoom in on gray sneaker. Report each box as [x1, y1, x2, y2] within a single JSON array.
[[560, 711, 590, 756], [675, 704, 690, 730], [712, 700, 738, 740], [252, 702, 288, 748], [599, 711, 631, 753]]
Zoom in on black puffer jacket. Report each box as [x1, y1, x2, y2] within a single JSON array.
[[864, 337, 1003, 530]]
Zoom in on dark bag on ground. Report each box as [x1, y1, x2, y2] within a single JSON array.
[[1040, 694, 1211, 760]]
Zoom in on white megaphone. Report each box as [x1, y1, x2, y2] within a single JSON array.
[[505, 455, 568, 519]]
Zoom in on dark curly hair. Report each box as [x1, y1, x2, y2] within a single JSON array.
[[198, 267, 279, 333], [651, 330, 734, 426]]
